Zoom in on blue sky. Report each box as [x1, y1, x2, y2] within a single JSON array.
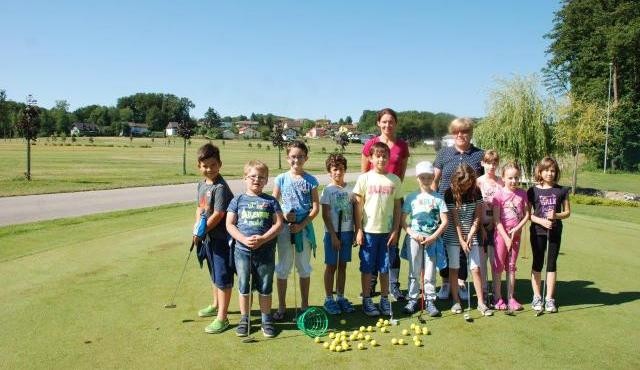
[[1, 0, 560, 122]]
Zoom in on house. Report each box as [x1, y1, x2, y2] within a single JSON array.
[[222, 129, 235, 139], [283, 128, 298, 141], [283, 119, 303, 130], [238, 126, 260, 139], [165, 122, 179, 136], [441, 134, 456, 147], [120, 122, 149, 136], [236, 120, 260, 129], [70, 122, 99, 136], [305, 127, 327, 138], [220, 121, 233, 129]]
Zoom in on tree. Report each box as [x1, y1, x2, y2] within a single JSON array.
[[177, 120, 195, 175], [337, 132, 349, 153], [15, 98, 40, 180], [554, 94, 606, 193], [475, 75, 554, 181], [271, 122, 285, 169], [53, 100, 71, 135], [0, 89, 9, 139], [345, 115, 353, 124], [203, 107, 221, 128], [544, 0, 640, 170]]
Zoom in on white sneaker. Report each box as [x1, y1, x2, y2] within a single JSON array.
[[458, 284, 469, 300], [437, 283, 450, 300]]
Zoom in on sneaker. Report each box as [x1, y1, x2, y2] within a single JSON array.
[[493, 298, 507, 311], [458, 284, 469, 300], [403, 299, 418, 314], [323, 298, 342, 315], [198, 304, 217, 317], [477, 303, 494, 316], [545, 298, 558, 313], [508, 298, 524, 311], [531, 296, 543, 311], [363, 297, 380, 316], [261, 321, 276, 338], [437, 283, 450, 300], [379, 296, 392, 316], [205, 318, 229, 334], [235, 316, 249, 337], [336, 297, 356, 313], [450, 302, 463, 314], [426, 300, 441, 317], [390, 283, 406, 302]]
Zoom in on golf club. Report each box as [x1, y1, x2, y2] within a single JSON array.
[[242, 250, 257, 343], [387, 242, 399, 326], [536, 228, 551, 317], [335, 210, 342, 298], [164, 240, 195, 309], [463, 249, 473, 322], [485, 236, 493, 308], [505, 247, 515, 316], [418, 242, 426, 324]]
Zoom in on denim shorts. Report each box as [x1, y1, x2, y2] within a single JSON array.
[[234, 244, 276, 296], [201, 237, 234, 289], [323, 231, 354, 265], [359, 232, 390, 274]]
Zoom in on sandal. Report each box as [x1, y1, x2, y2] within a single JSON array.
[[272, 309, 286, 322]]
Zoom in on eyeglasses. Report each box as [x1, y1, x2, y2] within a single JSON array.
[[453, 130, 471, 136], [246, 175, 267, 181], [288, 155, 306, 160]]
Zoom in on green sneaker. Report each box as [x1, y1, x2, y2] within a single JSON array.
[[198, 304, 217, 317], [204, 318, 229, 334]]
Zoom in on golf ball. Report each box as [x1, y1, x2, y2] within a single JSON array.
[[357, 333, 364, 340], [340, 331, 347, 336], [398, 339, 405, 345], [314, 337, 321, 343], [340, 319, 346, 325], [413, 335, 420, 342], [329, 332, 335, 339], [401, 329, 409, 336], [422, 327, 430, 335], [366, 326, 373, 332], [336, 345, 342, 352], [414, 340, 422, 347], [380, 327, 386, 333], [358, 343, 365, 350], [341, 341, 348, 348], [410, 323, 416, 330], [329, 344, 336, 351], [383, 319, 390, 326], [370, 339, 377, 346], [378, 318, 384, 323], [350, 334, 356, 341], [364, 334, 371, 341], [414, 327, 422, 335], [391, 338, 398, 345], [359, 326, 365, 332], [376, 322, 382, 328], [323, 342, 330, 349]]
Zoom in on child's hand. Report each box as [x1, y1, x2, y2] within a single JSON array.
[[421, 235, 435, 246], [480, 227, 487, 245], [355, 230, 364, 246], [460, 239, 470, 254], [244, 235, 259, 249], [388, 230, 399, 247], [540, 218, 553, 229], [331, 233, 341, 251], [289, 223, 303, 234]]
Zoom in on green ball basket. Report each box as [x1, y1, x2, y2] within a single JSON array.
[[296, 307, 328, 337]]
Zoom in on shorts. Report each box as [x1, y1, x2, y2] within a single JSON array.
[[359, 233, 391, 274], [235, 244, 275, 295], [446, 236, 481, 271], [200, 237, 234, 290], [275, 224, 312, 279], [323, 231, 354, 265]]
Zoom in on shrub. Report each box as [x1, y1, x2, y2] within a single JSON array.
[[572, 194, 639, 207], [322, 147, 326, 153]]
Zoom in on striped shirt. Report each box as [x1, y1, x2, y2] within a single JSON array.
[[442, 186, 483, 248], [433, 145, 484, 195]]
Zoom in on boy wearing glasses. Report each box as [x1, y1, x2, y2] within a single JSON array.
[[227, 160, 284, 337], [272, 140, 320, 321]]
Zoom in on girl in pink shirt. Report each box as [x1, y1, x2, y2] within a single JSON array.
[[492, 162, 529, 311]]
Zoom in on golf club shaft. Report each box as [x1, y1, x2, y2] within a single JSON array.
[[167, 241, 194, 306]]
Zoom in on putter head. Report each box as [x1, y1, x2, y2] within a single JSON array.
[[242, 337, 257, 343], [535, 309, 544, 317], [164, 303, 176, 309], [389, 318, 399, 326], [463, 312, 472, 322]]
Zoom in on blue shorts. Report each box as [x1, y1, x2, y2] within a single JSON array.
[[234, 244, 276, 296], [324, 231, 354, 265], [200, 237, 234, 290], [359, 233, 391, 274]]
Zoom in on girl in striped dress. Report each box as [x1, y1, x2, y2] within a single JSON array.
[[443, 164, 494, 316]]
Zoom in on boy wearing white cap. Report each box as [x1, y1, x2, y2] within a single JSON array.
[[401, 161, 449, 316]]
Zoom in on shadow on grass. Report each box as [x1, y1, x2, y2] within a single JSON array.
[[513, 279, 640, 308]]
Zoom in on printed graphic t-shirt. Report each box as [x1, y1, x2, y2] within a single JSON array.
[[320, 183, 355, 232], [196, 176, 234, 240], [352, 171, 402, 233], [274, 171, 319, 218], [527, 185, 569, 235], [402, 191, 448, 236], [227, 193, 282, 252]]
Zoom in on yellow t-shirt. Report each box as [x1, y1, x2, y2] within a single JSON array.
[[352, 171, 402, 233]]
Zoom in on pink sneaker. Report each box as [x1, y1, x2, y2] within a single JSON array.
[[508, 298, 523, 311], [493, 298, 507, 310]]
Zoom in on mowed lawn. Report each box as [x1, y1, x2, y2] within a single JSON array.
[[1, 202, 638, 369], [0, 137, 437, 197]]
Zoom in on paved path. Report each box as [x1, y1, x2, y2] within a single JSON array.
[[0, 172, 367, 226]]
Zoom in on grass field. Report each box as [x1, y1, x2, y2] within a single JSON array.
[[1, 200, 639, 369], [2, 136, 400, 196]]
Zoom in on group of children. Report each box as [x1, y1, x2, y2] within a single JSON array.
[[191, 139, 570, 337]]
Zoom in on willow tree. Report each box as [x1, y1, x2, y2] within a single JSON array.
[[475, 75, 553, 182], [554, 94, 605, 194], [16, 103, 40, 180]]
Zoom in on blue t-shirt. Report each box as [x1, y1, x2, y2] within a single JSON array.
[[402, 191, 448, 236], [227, 193, 282, 252], [274, 171, 319, 218]]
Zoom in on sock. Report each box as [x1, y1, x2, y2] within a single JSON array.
[[261, 313, 270, 323], [325, 295, 333, 301], [336, 293, 344, 300], [241, 314, 248, 321]]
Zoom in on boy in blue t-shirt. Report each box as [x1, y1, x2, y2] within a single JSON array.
[[193, 143, 234, 334], [320, 154, 356, 315], [401, 161, 448, 317], [227, 160, 284, 338], [272, 140, 320, 321]]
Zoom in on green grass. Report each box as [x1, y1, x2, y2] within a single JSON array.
[[1, 203, 638, 369], [0, 137, 436, 196], [559, 170, 640, 194]]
